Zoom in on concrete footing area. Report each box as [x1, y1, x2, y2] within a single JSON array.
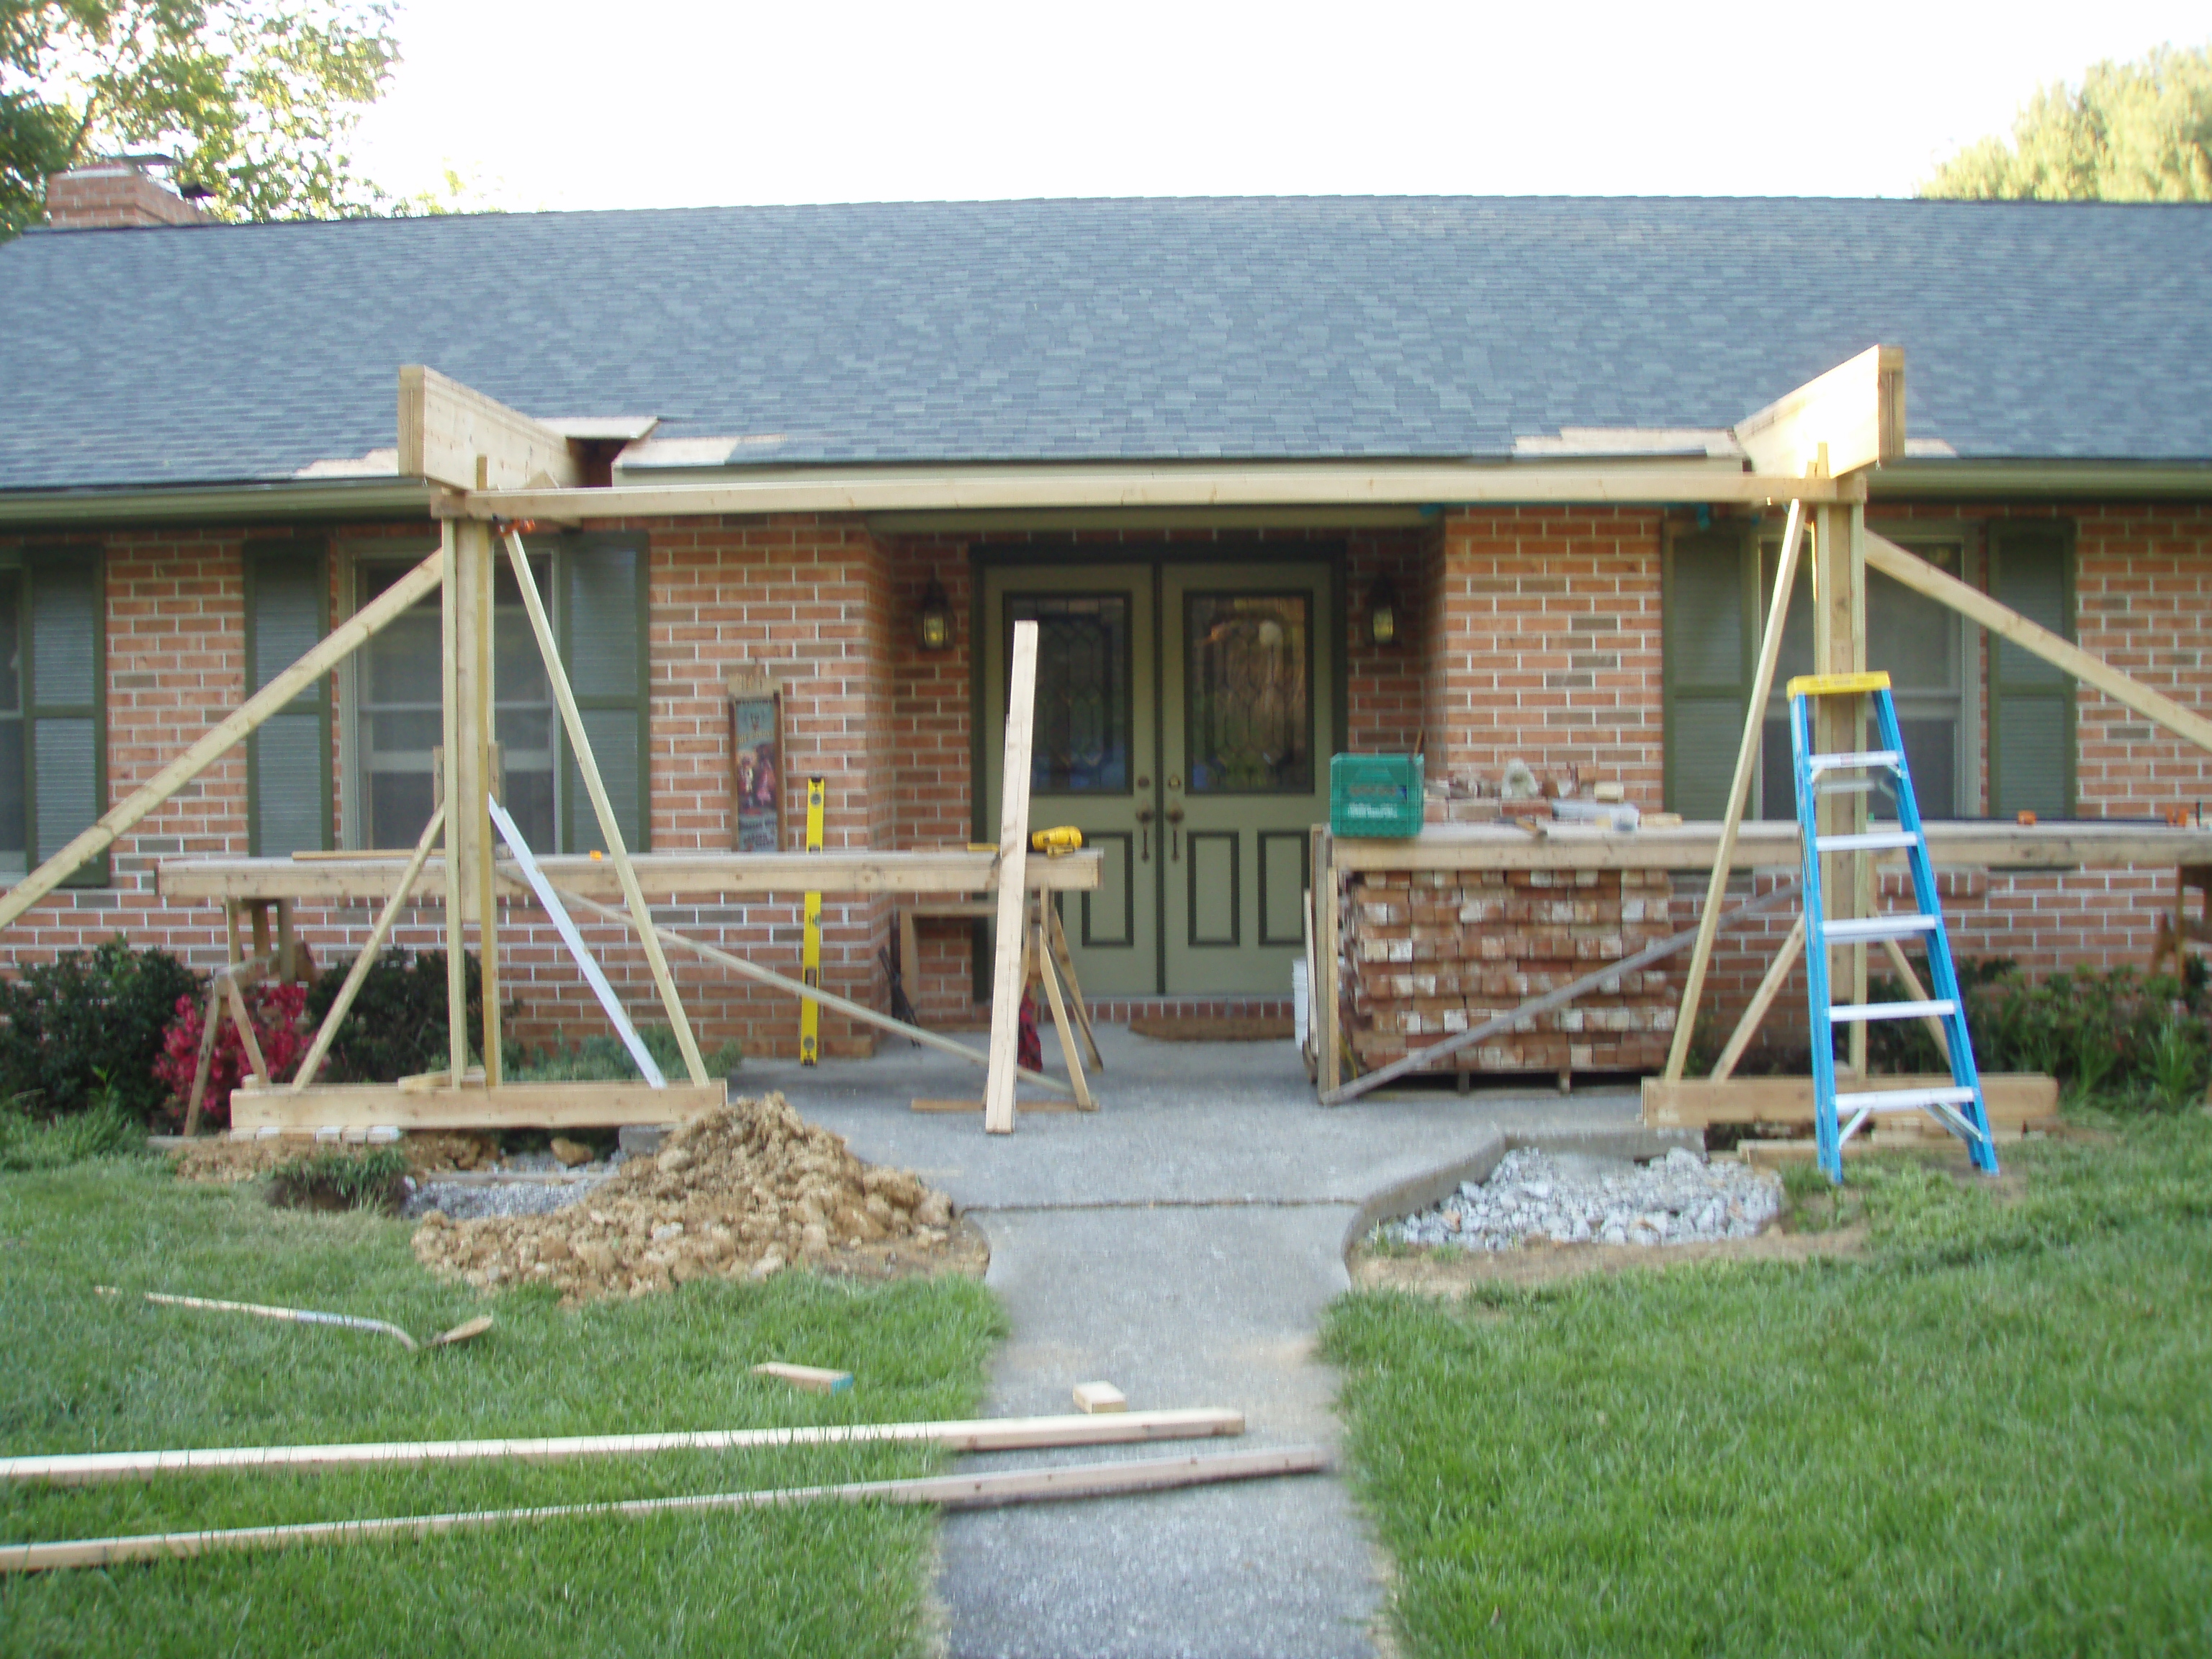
[[745, 1026, 1689, 1658]]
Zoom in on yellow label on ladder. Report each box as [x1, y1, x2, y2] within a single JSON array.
[[799, 777, 825, 1065]]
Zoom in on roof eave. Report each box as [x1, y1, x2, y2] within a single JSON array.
[[1869, 459, 2212, 500], [0, 476, 434, 529]]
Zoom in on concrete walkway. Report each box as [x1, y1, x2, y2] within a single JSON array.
[[742, 1026, 1682, 1659]]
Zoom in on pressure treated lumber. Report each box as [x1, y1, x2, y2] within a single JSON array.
[[1640, 1071, 2059, 1129], [1322, 883, 1801, 1105], [440, 520, 470, 1076], [548, 883, 1077, 1097], [229, 1080, 729, 1133], [1734, 346, 1905, 478], [0, 548, 444, 935], [504, 531, 708, 1086], [751, 1362, 852, 1394], [397, 365, 580, 493], [158, 848, 1104, 902], [985, 621, 1040, 1134], [1866, 532, 2212, 754], [0, 1445, 1328, 1574], [0, 1407, 1248, 1488], [295, 806, 446, 1091], [1665, 500, 1806, 1081]]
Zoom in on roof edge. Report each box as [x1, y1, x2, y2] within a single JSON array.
[[0, 477, 435, 528], [1869, 459, 2212, 500]]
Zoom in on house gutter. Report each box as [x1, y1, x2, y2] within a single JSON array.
[[0, 477, 434, 529], [1867, 459, 2212, 500]]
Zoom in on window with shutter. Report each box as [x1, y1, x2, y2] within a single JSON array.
[[246, 542, 333, 855], [0, 552, 107, 887], [1988, 524, 2075, 818], [1662, 529, 1753, 818], [559, 534, 649, 853]]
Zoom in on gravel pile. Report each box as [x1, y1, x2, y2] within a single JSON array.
[[1385, 1146, 1779, 1251]]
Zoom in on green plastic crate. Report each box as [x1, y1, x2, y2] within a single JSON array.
[[1330, 753, 1424, 838]]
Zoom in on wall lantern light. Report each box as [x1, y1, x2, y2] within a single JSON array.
[[916, 576, 956, 652], [1366, 577, 1400, 647]]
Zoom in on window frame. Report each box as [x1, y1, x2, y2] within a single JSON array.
[[1, 547, 109, 888], [1986, 519, 2078, 819], [243, 538, 334, 856]]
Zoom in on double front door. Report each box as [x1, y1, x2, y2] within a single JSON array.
[[982, 559, 1338, 997]]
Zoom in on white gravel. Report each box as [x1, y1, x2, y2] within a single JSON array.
[[402, 1148, 629, 1222], [1383, 1146, 1780, 1251]]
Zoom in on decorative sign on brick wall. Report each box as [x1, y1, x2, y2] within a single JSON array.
[[727, 667, 784, 853]]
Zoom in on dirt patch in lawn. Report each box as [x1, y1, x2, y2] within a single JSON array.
[[172, 1132, 497, 1184], [411, 1093, 978, 1304], [1349, 1223, 1869, 1294]]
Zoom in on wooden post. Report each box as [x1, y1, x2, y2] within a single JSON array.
[[1044, 899, 1103, 1070], [1318, 827, 1341, 1096], [459, 522, 503, 1087], [984, 621, 1040, 1134], [1712, 914, 1806, 1082], [1814, 502, 1869, 1073], [179, 976, 226, 1137], [1664, 500, 1807, 1081], [292, 807, 446, 1092], [0, 549, 443, 937], [501, 531, 709, 1086], [1030, 899, 1094, 1109], [223, 974, 271, 1087], [439, 522, 471, 1079]]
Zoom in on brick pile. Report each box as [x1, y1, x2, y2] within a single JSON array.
[[1341, 866, 1678, 1079]]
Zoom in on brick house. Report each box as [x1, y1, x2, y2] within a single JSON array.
[[2, 164, 2208, 1064]]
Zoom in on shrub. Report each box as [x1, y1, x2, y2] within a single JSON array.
[[300, 949, 497, 1083], [0, 938, 202, 1120], [0, 1079, 144, 1171], [512, 1025, 743, 1083], [151, 983, 309, 1130]]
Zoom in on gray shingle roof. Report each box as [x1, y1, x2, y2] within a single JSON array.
[[1, 195, 2208, 491]]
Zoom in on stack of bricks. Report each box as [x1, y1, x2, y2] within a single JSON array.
[[1340, 866, 1678, 1078]]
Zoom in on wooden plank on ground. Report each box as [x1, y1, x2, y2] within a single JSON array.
[[1733, 345, 1905, 478], [229, 1082, 728, 1133], [984, 621, 1040, 1135], [397, 365, 580, 493], [751, 1363, 852, 1395], [1640, 1072, 2059, 1129]]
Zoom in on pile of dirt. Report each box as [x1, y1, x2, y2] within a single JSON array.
[[173, 1132, 496, 1185], [411, 1094, 974, 1303]]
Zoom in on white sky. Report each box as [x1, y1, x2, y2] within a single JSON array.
[[350, 1, 2212, 211]]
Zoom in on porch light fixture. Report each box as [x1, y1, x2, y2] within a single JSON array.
[[916, 575, 956, 652], [1365, 577, 1400, 647]]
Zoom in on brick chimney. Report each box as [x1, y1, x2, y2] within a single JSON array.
[[45, 158, 212, 229]]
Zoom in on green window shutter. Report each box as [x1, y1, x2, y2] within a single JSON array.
[[558, 534, 649, 853], [244, 542, 333, 855], [1663, 529, 1753, 817], [1988, 523, 2075, 819], [24, 551, 106, 886]]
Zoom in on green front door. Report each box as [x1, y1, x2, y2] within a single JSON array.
[[982, 556, 1336, 998]]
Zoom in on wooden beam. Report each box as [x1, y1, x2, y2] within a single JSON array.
[[1030, 899, 1094, 1109], [292, 807, 445, 1091], [1640, 1071, 2059, 1129], [397, 365, 579, 493], [1734, 346, 1905, 478], [1664, 500, 1807, 1080], [0, 549, 442, 935], [984, 621, 1040, 1134], [468, 462, 1851, 523], [1318, 828, 1342, 1095], [2, 1407, 1245, 1488], [503, 531, 708, 1086], [229, 1081, 728, 1133], [159, 848, 1104, 903], [1327, 819, 2212, 873], [1866, 532, 2212, 755], [1712, 913, 1806, 1082], [0, 1445, 1329, 1574]]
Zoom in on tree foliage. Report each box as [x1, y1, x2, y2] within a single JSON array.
[[0, 1, 405, 236], [1921, 42, 2212, 202]]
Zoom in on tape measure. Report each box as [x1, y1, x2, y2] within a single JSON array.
[[1030, 827, 1084, 856]]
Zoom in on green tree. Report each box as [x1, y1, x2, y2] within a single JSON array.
[[0, 1, 405, 237], [1921, 42, 2212, 201]]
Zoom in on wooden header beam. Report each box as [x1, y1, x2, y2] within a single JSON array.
[[398, 366, 580, 493], [1734, 346, 1905, 478]]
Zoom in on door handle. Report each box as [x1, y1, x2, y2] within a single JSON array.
[[1164, 804, 1185, 862], [1135, 806, 1154, 863]]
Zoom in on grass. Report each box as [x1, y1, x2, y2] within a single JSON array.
[[1323, 1118, 2212, 1657], [510, 1025, 745, 1084], [0, 1146, 1004, 1657]]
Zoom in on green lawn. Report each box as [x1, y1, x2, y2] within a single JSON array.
[[0, 1149, 1004, 1658], [1323, 1118, 2212, 1658]]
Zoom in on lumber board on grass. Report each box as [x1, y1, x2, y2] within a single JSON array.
[[0, 1445, 1327, 1573], [228, 1082, 728, 1133], [985, 621, 1040, 1135], [397, 365, 580, 493], [157, 848, 1103, 902], [1328, 819, 2212, 873], [1640, 1072, 2059, 1129], [1866, 532, 2212, 755], [752, 1362, 852, 1394], [0, 1407, 1247, 1487], [1733, 345, 1905, 478]]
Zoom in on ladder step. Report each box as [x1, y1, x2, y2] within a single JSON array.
[[1815, 778, 1875, 796], [1826, 999, 1959, 1023], [1837, 1085, 1977, 1114], [1822, 913, 1939, 943], [1807, 750, 1903, 775], [1815, 829, 1919, 853]]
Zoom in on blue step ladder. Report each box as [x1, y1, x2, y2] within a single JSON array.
[[1788, 671, 1997, 1183]]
